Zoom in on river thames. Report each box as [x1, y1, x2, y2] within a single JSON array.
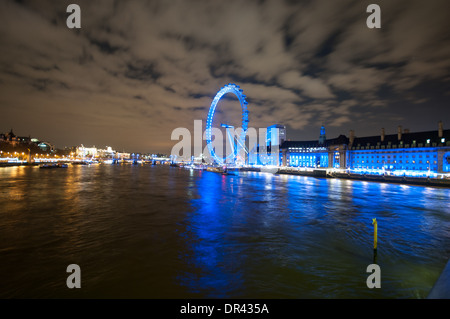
[[0, 164, 449, 298]]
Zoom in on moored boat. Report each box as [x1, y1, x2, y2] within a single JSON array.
[[39, 163, 69, 169], [40, 164, 58, 169], [206, 166, 224, 173]]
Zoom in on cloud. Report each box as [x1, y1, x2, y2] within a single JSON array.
[[278, 71, 335, 99], [0, 0, 449, 153]]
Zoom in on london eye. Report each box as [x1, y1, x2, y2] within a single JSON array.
[[205, 84, 249, 165]]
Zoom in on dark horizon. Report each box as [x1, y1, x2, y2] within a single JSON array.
[[1, 0, 450, 154]]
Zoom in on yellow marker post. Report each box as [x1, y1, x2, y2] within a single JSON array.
[[372, 218, 378, 263], [372, 218, 378, 249]]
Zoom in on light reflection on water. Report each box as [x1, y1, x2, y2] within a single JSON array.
[[0, 165, 449, 298]]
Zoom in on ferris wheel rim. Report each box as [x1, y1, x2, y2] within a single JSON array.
[[205, 83, 249, 165]]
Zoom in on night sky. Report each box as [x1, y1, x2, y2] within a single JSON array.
[[1, 0, 449, 153]]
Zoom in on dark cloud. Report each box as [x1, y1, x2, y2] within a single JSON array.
[[125, 61, 160, 81], [0, 0, 449, 153]]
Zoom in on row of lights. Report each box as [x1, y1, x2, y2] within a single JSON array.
[[0, 151, 79, 159]]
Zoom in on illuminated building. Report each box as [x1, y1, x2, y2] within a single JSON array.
[[282, 135, 347, 169], [347, 122, 450, 174], [76, 145, 98, 157], [0, 129, 54, 152], [2, 129, 19, 146], [279, 121, 450, 175], [319, 125, 326, 144], [266, 124, 286, 147], [97, 146, 115, 158], [37, 142, 54, 152], [75, 145, 131, 160]]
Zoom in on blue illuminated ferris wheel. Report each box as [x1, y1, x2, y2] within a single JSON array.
[[205, 83, 249, 165]]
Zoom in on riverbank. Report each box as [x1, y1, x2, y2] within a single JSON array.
[[428, 258, 450, 299], [329, 171, 450, 187], [240, 167, 450, 188], [0, 162, 40, 167]]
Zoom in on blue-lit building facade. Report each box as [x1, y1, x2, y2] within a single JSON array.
[[281, 133, 349, 169], [249, 124, 286, 166], [273, 122, 450, 176]]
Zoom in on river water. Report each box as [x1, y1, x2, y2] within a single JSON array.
[[0, 164, 449, 298]]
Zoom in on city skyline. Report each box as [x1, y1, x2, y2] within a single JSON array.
[[1, 0, 450, 154]]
